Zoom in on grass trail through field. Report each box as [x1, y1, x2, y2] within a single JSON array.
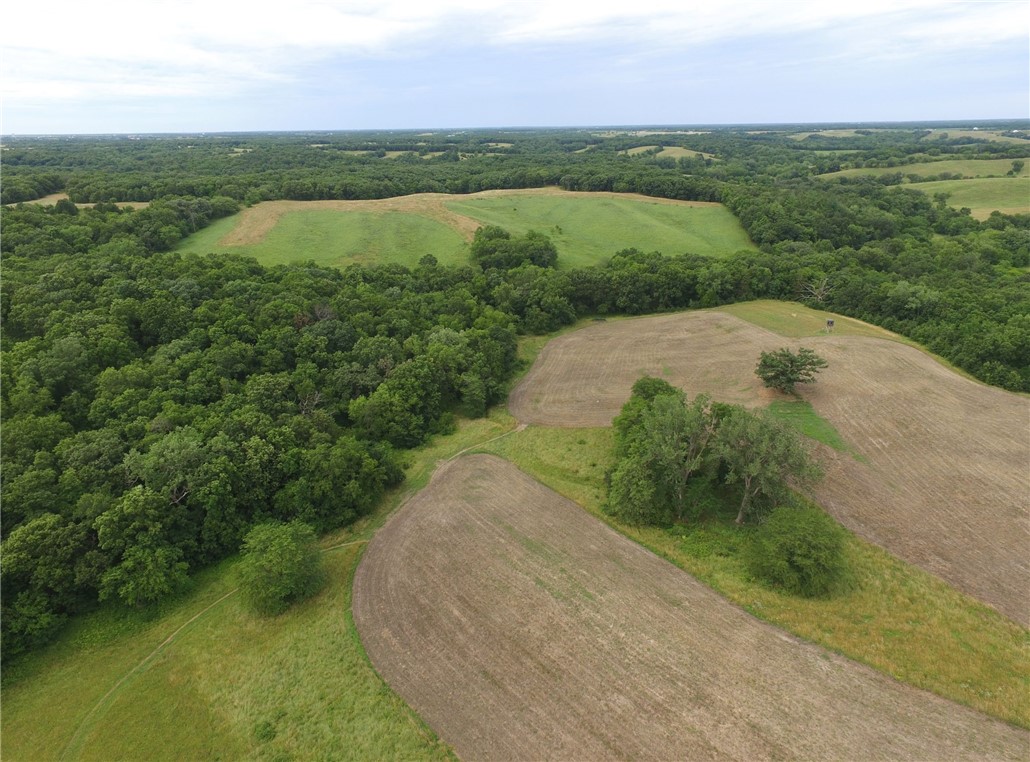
[[58, 541, 371, 762]]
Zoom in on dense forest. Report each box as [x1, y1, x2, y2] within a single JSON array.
[[2, 123, 1028, 658]]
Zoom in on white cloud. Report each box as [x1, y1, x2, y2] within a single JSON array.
[[1, 0, 1026, 129]]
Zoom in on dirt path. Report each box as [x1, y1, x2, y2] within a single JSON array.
[[353, 455, 1028, 761], [219, 189, 722, 246], [508, 311, 1030, 625]]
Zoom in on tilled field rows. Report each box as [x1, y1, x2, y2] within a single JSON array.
[[353, 455, 1028, 761], [509, 311, 1030, 625]]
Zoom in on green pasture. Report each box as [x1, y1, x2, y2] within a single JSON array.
[[914, 177, 1030, 219], [622, 145, 716, 160], [178, 193, 755, 271], [820, 157, 1029, 180], [176, 210, 470, 268], [445, 194, 756, 267], [921, 129, 1030, 146]]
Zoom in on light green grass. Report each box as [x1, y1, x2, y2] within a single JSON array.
[[790, 129, 871, 140], [1, 412, 519, 762], [717, 300, 910, 342], [765, 399, 851, 453], [821, 157, 1030, 180], [177, 210, 469, 268], [477, 425, 1030, 729], [914, 177, 1030, 219], [445, 194, 756, 267], [174, 214, 240, 256]]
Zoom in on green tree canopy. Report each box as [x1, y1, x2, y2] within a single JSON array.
[[746, 504, 851, 597], [237, 521, 325, 616], [755, 347, 828, 395], [714, 408, 822, 524]]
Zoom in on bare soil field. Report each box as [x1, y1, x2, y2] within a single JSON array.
[[509, 311, 1030, 625], [353, 455, 1028, 761], [217, 189, 722, 246]]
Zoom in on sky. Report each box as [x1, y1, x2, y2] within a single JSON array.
[[1, 0, 1028, 134]]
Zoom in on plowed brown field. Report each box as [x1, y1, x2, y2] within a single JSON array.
[[508, 311, 1030, 625], [353, 455, 1028, 761]]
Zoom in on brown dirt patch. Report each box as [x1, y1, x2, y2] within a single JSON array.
[[353, 455, 1028, 761], [219, 189, 722, 247], [509, 311, 1030, 625], [18, 193, 149, 209]]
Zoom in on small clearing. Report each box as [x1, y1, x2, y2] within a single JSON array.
[[353, 454, 1028, 761], [18, 193, 150, 209], [508, 310, 1030, 625]]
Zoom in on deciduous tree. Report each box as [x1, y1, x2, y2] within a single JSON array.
[[755, 347, 828, 395]]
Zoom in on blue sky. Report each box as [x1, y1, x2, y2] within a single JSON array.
[[2, 1, 1027, 134]]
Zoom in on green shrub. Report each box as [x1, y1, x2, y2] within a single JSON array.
[[746, 504, 850, 597], [238, 521, 325, 616]]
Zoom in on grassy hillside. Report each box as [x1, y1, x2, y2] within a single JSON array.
[[445, 194, 756, 267], [178, 192, 757, 270], [820, 157, 1029, 180], [913, 177, 1030, 219], [176, 210, 469, 268]]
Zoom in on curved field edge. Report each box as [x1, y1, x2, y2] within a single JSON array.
[[0, 413, 519, 762], [475, 426, 1030, 729], [174, 188, 755, 269], [508, 306, 1030, 627], [352, 454, 1029, 760]]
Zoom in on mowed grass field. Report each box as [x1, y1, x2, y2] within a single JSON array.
[[922, 129, 1030, 145], [176, 190, 756, 270], [176, 209, 469, 268], [444, 192, 755, 267]]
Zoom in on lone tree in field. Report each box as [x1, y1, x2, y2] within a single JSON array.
[[715, 408, 822, 525], [756, 347, 828, 395], [238, 521, 325, 616]]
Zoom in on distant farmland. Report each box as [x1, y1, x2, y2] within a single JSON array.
[[819, 157, 1029, 180], [176, 189, 756, 270], [913, 177, 1030, 219]]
